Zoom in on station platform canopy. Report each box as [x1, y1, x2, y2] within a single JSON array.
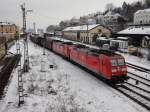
[[118, 26, 150, 35]]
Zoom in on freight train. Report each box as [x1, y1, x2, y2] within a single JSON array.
[[30, 35, 128, 83]]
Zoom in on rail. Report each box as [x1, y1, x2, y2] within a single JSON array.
[[127, 62, 150, 74], [115, 84, 150, 111]]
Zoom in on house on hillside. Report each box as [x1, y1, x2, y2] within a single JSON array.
[[134, 8, 150, 25], [103, 11, 126, 33]]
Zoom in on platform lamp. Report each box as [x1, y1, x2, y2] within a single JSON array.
[[43, 33, 46, 55]]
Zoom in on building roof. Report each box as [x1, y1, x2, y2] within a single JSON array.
[[63, 24, 100, 32], [0, 22, 15, 26], [118, 26, 150, 35], [135, 8, 150, 14], [117, 37, 129, 40], [144, 36, 150, 40], [104, 11, 121, 17]]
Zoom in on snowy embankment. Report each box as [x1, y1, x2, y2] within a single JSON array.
[[119, 51, 150, 70], [0, 40, 148, 112]]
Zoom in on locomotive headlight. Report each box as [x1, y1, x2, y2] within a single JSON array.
[[122, 68, 127, 71], [112, 69, 117, 72]]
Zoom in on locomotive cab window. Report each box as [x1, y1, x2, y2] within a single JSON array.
[[117, 59, 125, 66], [110, 60, 117, 66], [111, 59, 125, 66]]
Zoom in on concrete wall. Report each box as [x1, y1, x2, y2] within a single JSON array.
[[63, 31, 77, 41]]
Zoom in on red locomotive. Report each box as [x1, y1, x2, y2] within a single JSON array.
[[30, 36, 127, 83]]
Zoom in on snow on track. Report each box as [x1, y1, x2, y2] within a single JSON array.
[[0, 39, 148, 112]]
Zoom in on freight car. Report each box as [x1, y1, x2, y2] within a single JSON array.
[[30, 36, 127, 83]]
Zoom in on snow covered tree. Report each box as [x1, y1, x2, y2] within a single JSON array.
[[122, 1, 128, 9], [59, 21, 67, 29], [144, 0, 150, 8], [105, 3, 115, 11]]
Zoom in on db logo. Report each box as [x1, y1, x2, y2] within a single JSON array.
[[117, 67, 121, 71]]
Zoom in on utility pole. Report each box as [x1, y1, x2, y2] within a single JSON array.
[[21, 3, 32, 72], [86, 23, 89, 44]]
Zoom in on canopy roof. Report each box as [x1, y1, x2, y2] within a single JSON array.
[[118, 26, 150, 35]]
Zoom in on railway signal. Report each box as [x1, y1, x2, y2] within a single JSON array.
[[18, 3, 32, 106], [21, 3, 33, 72]]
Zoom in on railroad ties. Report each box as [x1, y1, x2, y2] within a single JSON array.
[[115, 62, 150, 111], [16, 39, 24, 106], [0, 54, 21, 99], [127, 63, 150, 74], [115, 84, 150, 110]]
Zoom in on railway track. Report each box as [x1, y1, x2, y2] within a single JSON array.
[[127, 62, 150, 74], [127, 72, 150, 87], [115, 84, 150, 111], [128, 72, 150, 82], [124, 82, 150, 97], [125, 63, 150, 110], [0, 54, 21, 99]]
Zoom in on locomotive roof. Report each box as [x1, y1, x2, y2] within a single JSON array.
[[53, 40, 62, 42], [76, 48, 90, 53], [75, 44, 87, 48], [90, 49, 116, 56], [75, 46, 116, 56], [62, 42, 73, 45]]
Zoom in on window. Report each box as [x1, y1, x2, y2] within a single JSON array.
[[110, 60, 117, 66], [110, 59, 125, 66], [117, 59, 125, 66]]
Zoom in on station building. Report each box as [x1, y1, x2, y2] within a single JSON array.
[[0, 22, 18, 42], [63, 24, 111, 44], [116, 26, 150, 48]]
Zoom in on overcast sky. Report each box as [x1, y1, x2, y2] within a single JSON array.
[[0, 0, 140, 30]]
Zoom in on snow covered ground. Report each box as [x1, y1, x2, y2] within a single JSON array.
[[120, 52, 150, 71], [0, 39, 149, 112]]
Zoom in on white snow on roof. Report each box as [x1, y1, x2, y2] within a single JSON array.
[[118, 26, 150, 35], [117, 37, 129, 40], [144, 36, 150, 40], [0, 22, 14, 25], [104, 11, 121, 18], [135, 8, 150, 14], [97, 37, 113, 41], [63, 24, 100, 31]]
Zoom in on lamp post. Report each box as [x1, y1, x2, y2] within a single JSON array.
[[43, 33, 46, 55]]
